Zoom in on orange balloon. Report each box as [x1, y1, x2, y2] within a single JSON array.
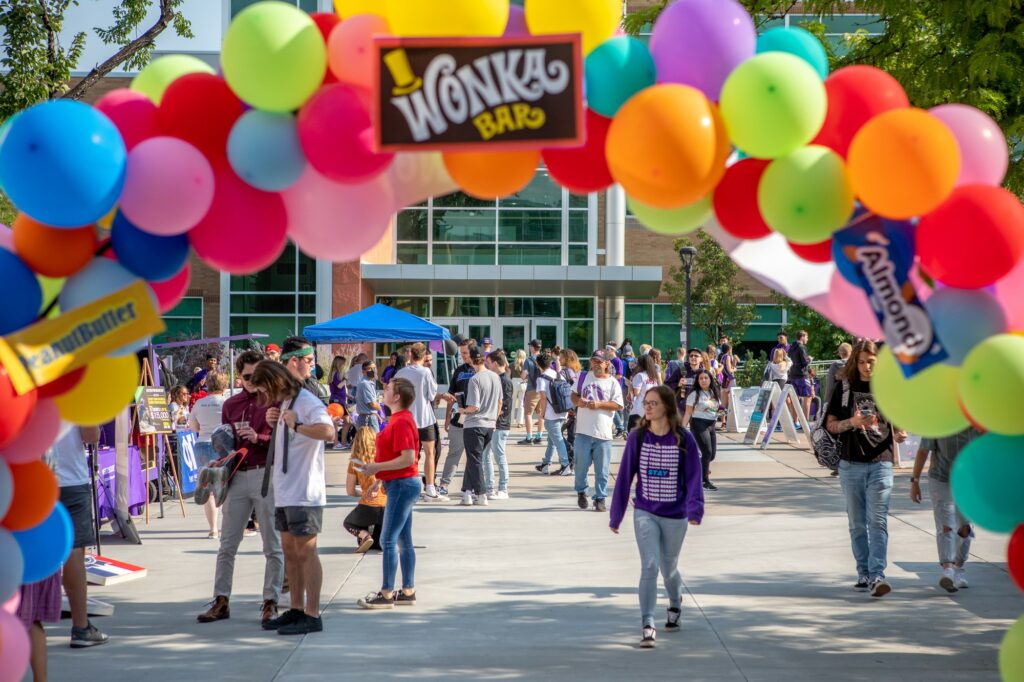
[[1, 460, 58, 531], [327, 403, 345, 418], [847, 108, 960, 220], [606, 84, 730, 209], [13, 214, 98, 278], [442, 150, 540, 199]]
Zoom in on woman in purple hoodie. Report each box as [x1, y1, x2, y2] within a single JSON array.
[[610, 384, 704, 649]]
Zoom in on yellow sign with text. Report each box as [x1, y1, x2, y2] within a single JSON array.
[[0, 281, 165, 395]]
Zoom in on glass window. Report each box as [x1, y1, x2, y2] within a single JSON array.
[[497, 298, 561, 317], [565, 298, 594, 319], [625, 304, 652, 323], [564, 319, 593, 358], [433, 192, 495, 209], [499, 168, 562, 209], [397, 244, 428, 264], [230, 316, 306, 341], [432, 297, 496, 317], [165, 297, 202, 318], [568, 193, 588, 209], [433, 244, 496, 265], [231, 247, 297, 292], [653, 304, 678, 323], [398, 210, 429, 241], [156, 296, 203, 344], [433, 209, 497, 242], [377, 296, 430, 317], [497, 245, 561, 265], [231, 294, 299, 315], [498, 211, 561, 242], [653, 325, 681, 356], [568, 212, 588, 243], [624, 323, 649, 348], [568, 245, 589, 265]]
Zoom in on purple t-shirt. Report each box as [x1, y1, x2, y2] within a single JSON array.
[[610, 428, 704, 530]]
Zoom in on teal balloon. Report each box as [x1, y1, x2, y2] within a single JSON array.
[[585, 37, 657, 118], [227, 110, 306, 192], [950, 434, 1024, 533], [756, 27, 829, 80]]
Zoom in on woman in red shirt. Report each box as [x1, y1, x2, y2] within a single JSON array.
[[357, 377, 422, 609]]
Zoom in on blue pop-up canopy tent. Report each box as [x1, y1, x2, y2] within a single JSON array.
[[302, 304, 452, 344]]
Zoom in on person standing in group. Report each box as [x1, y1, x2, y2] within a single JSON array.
[[170, 385, 190, 429], [767, 348, 790, 394], [718, 343, 737, 429], [395, 342, 444, 501], [358, 378, 422, 609], [439, 336, 476, 497], [558, 349, 582, 468], [825, 340, 906, 598], [519, 339, 544, 445], [250, 361, 334, 635], [481, 337, 495, 354], [197, 351, 283, 627], [511, 349, 526, 428], [328, 355, 349, 407], [669, 349, 706, 401], [629, 354, 662, 432], [772, 331, 790, 359], [281, 336, 322, 397], [681, 369, 722, 492], [483, 351, 513, 499], [606, 344, 627, 438], [381, 352, 403, 386], [355, 361, 382, 432], [189, 372, 229, 539], [459, 346, 502, 506], [910, 427, 982, 593], [610, 385, 704, 648], [534, 353, 572, 477], [822, 342, 852, 408], [344, 427, 387, 553], [788, 331, 813, 421], [188, 354, 219, 393], [665, 348, 687, 393], [265, 344, 282, 363], [346, 352, 368, 410], [572, 349, 625, 512]]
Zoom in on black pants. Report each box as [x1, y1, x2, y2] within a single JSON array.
[[690, 417, 717, 483], [462, 426, 493, 495], [562, 412, 577, 466], [343, 504, 385, 549]]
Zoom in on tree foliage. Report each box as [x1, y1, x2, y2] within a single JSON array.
[[770, 291, 851, 361]]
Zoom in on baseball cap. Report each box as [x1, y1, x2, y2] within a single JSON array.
[[265, 343, 281, 353], [591, 349, 611, 362], [482, 337, 494, 345], [468, 346, 486, 362], [529, 339, 542, 350], [452, 333, 469, 345]]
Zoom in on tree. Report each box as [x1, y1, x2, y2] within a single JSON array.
[[663, 230, 758, 347], [770, 291, 851, 361]]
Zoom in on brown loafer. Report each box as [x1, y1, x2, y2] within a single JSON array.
[[197, 596, 230, 623], [261, 599, 278, 625]]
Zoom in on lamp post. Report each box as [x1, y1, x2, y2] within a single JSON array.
[[678, 246, 697, 352]]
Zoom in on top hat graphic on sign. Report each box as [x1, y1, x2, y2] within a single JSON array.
[[383, 49, 423, 96]]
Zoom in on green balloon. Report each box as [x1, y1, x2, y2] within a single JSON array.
[[37, 275, 63, 319], [960, 333, 1024, 435], [131, 55, 215, 104], [870, 348, 969, 437], [1001, 615, 1024, 682], [222, 2, 327, 113], [758, 145, 854, 243], [951, 433, 1024, 533], [719, 52, 826, 159], [627, 194, 711, 235]]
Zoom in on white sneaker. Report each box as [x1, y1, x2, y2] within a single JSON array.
[[485, 491, 498, 500], [954, 569, 969, 589], [460, 492, 473, 506], [422, 486, 449, 502], [939, 567, 958, 593], [494, 490, 509, 500], [475, 493, 489, 506]]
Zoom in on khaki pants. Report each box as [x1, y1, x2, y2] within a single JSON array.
[[213, 467, 284, 602]]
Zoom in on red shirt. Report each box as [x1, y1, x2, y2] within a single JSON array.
[[375, 410, 419, 481], [221, 389, 272, 467]]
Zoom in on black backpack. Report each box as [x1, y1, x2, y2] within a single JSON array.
[[547, 368, 576, 415]]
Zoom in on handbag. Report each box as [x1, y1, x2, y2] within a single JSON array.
[[811, 380, 849, 470], [194, 424, 249, 507]]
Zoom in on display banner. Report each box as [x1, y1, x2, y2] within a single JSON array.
[[742, 381, 778, 444], [177, 430, 199, 495], [137, 387, 173, 434], [374, 34, 583, 151]]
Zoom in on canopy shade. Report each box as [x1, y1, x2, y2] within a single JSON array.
[[302, 304, 453, 344]]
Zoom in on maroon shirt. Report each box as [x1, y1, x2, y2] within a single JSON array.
[[221, 390, 272, 467]]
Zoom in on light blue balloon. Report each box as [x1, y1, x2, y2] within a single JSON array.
[[227, 110, 306, 192], [59, 258, 137, 313], [926, 287, 1007, 365], [756, 27, 829, 80], [585, 37, 657, 118], [13, 502, 72, 583], [0, 100, 126, 227], [0, 527, 23, 603]]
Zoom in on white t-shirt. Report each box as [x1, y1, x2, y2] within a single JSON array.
[[768, 361, 789, 382], [687, 390, 720, 421], [272, 389, 334, 507], [395, 364, 437, 428], [630, 373, 659, 416], [573, 372, 624, 441], [47, 427, 89, 487], [190, 394, 227, 442], [535, 368, 564, 421]]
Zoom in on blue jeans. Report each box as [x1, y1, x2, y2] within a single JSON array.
[[612, 409, 624, 433], [574, 434, 612, 500], [356, 414, 380, 431], [541, 419, 569, 466], [483, 429, 509, 493], [380, 477, 422, 591], [838, 460, 894, 580]]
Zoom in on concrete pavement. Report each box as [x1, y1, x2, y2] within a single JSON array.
[[44, 431, 1019, 681]]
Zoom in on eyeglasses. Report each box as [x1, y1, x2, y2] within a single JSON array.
[[642, 401, 662, 408], [241, 373, 253, 381]]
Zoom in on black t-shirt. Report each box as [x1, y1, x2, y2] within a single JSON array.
[[825, 377, 894, 463], [449, 362, 476, 427], [496, 373, 513, 431], [789, 343, 810, 379]]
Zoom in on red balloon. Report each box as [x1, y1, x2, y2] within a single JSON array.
[[158, 73, 245, 162], [310, 12, 342, 84], [1010, 525, 1024, 592], [788, 238, 833, 263], [713, 159, 772, 239], [0, 367, 37, 449], [812, 65, 910, 158], [36, 367, 87, 400], [189, 166, 288, 275], [542, 109, 613, 194], [297, 84, 394, 183], [148, 261, 191, 313], [95, 89, 160, 150], [917, 185, 1024, 289]]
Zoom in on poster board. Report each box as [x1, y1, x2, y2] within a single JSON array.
[[742, 382, 778, 444], [759, 383, 813, 449], [136, 386, 173, 434], [728, 386, 763, 432]]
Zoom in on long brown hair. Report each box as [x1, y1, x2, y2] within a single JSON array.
[[559, 348, 582, 373], [637, 385, 684, 447], [839, 339, 878, 382], [250, 360, 301, 405]]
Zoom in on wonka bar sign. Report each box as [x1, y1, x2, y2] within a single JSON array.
[[374, 35, 583, 151]]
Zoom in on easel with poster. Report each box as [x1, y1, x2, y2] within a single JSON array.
[[134, 357, 186, 523]]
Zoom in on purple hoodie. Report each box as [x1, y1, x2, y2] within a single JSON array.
[[610, 427, 705, 530]]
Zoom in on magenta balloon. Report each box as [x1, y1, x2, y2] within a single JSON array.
[[929, 104, 1008, 187], [119, 137, 215, 236], [0, 588, 18, 616], [0, 609, 30, 682], [0, 399, 60, 465], [503, 5, 529, 36], [649, 0, 755, 100], [827, 269, 883, 338], [95, 89, 160, 150], [283, 166, 394, 261]]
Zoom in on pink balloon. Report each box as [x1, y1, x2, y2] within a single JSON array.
[[995, 255, 1024, 330], [327, 14, 391, 90], [96, 88, 160, 150], [283, 166, 393, 262], [0, 610, 30, 682], [0, 399, 60, 465], [0, 225, 11, 251], [503, 5, 530, 36], [1, 589, 18, 616], [119, 137, 215, 236], [827, 270, 883, 339], [297, 84, 394, 184], [148, 261, 191, 313], [929, 104, 1008, 187], [189, 166, 288, 274]]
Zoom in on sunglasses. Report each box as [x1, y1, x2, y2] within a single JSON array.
[[241, 373, 253, 381], [642, 400, 662, 408]]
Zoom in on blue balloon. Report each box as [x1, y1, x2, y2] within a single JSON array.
[[0, 248, 43, 334], [59, 257, 137, 313], [0, 528, 24, 603], [0, 100, 126, 227], [925, 287, 1007, 365], [756, 27, 829, 80], [585, 37, 657, 118], [111, 211, 190, 282], [832, 207, 916, 285], [227, 110, 306, 192], [13, 502, 72, 583]]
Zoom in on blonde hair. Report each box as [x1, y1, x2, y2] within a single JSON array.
[[772, 348, 786, 364], [351, 427, 377, 464], [559, 349, 582, 372], [206, 372, 228, 392]]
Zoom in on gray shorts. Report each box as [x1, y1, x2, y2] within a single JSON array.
[[60, 484, 95, 549], [275, 506, 323, 537]]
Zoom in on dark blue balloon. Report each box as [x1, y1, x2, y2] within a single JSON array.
[[0, 249, 43, 334], [0, 100, 126, 227], [13, 502, 72, 583], [832, 206, 916, 285], [111, 211, 190, 282]]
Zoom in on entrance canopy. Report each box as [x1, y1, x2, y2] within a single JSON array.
[[302, 304, 452, 344]]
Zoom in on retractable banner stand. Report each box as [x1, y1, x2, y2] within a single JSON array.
[[760, 384, 813, 450]]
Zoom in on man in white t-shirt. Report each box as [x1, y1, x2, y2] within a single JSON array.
[[571, 349, 625, 512], [395, 342, 444, 500], [534, 353, 571, 476]]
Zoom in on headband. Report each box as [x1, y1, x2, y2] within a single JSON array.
[[280, 346, 314, 361]]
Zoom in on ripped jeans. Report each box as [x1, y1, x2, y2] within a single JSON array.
[[929, 478, 973, 567]]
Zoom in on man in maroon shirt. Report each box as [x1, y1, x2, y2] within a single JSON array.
[[197, 350, 284, 626]]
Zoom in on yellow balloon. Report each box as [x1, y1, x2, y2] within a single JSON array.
[[54, 354, 140, 426], [525, 0, 622, 55], [387, 0, 508, 37], [334, 0, 387, 19]]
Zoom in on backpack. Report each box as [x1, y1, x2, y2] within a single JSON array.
[[547, 368, 576, 415], [811, 380, 849, 470]]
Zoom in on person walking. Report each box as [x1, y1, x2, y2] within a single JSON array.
[[681, 369, 721, 492], [395, 343, 444, 501], [788, 330, 813, 421], [628, 354, 661, 433], [824, 340, 907, 598], [189, 372, 229, 539], [511, 349, 526, 428], [358, 378, 422, 609], [534, 353, 572, 476], [572, 349, 625, 512], [519, 339, 544, 444], [822, 342, 853, 409], [558, 349, 582, 468], [459, 346, 502, 506], [439, 336, 476, 497], [483, 351, 513, 499], [610, 385, 704, 648], [606, 344, 627, 438], [355, 361, 382, 431], [718, 342, 737, 429], [344, 426, 387, 553]]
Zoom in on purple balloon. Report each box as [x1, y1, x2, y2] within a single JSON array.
[[649, 0, 755, 100], [503, 5, 529, 37]]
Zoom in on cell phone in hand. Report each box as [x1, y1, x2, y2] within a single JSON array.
[[350, 461, 366, 472]]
